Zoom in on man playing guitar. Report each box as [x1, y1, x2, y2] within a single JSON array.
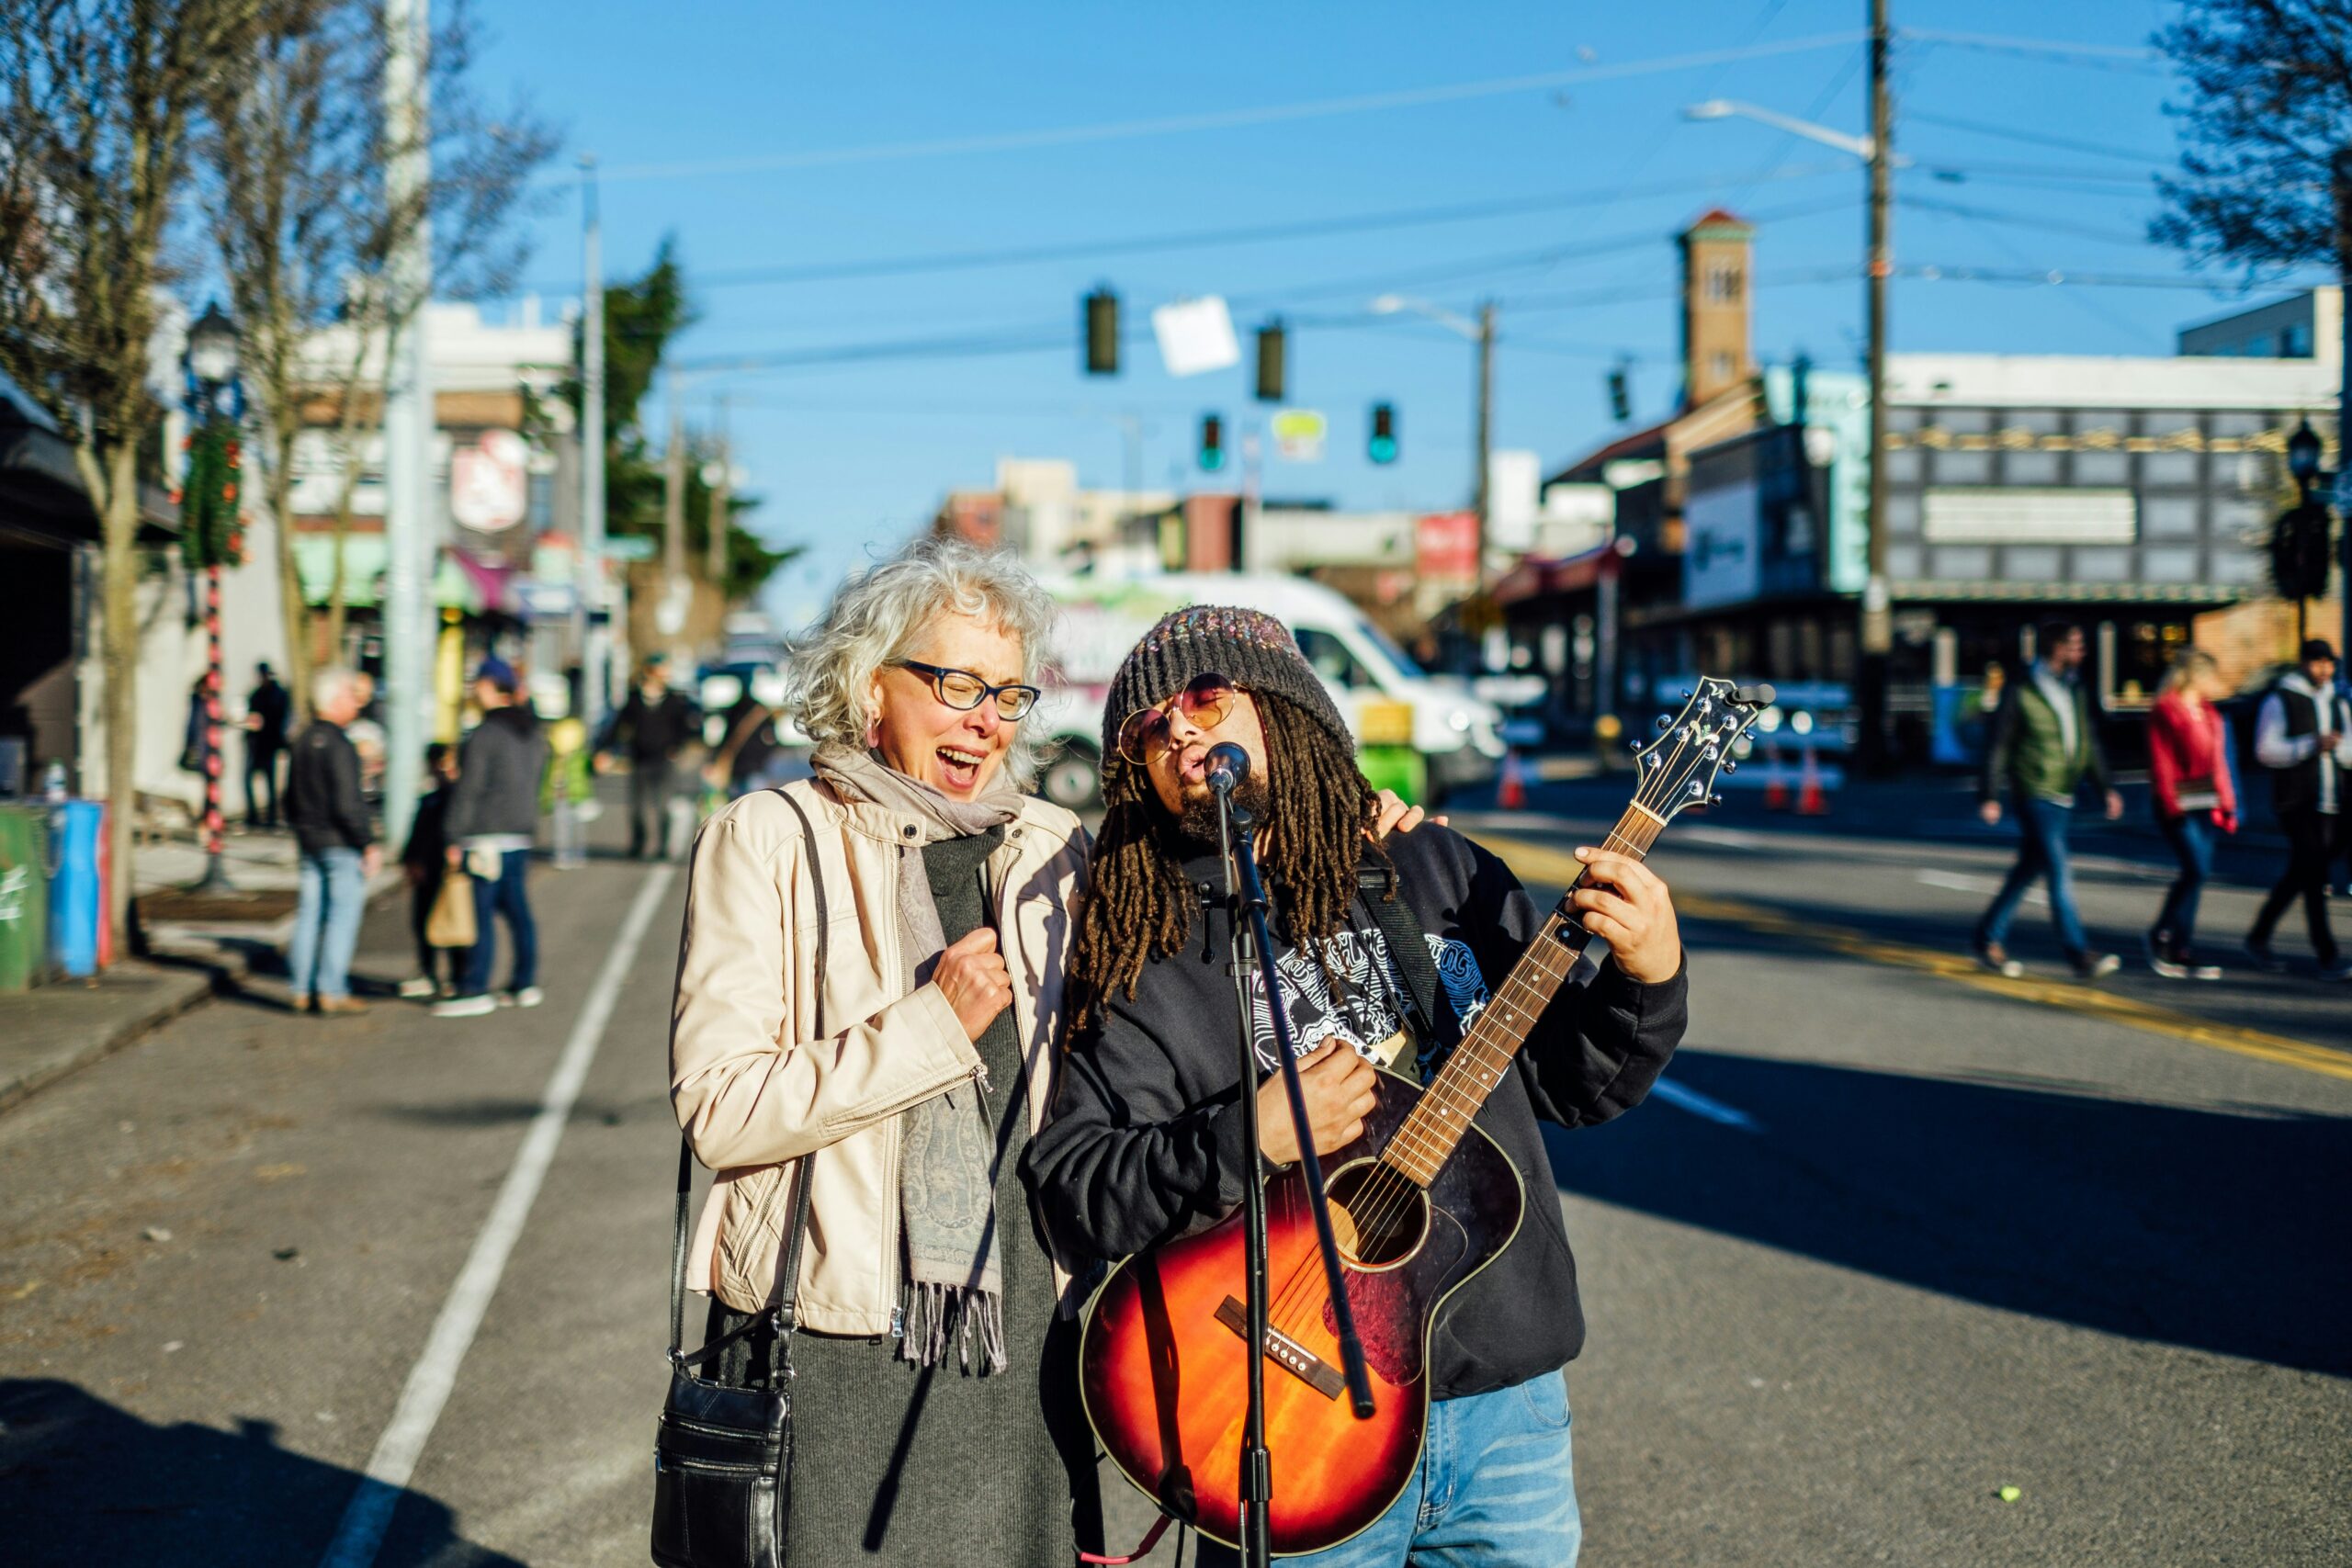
[[1024, 606, 1690, 1565]]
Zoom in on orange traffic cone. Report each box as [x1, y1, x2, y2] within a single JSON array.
[[1795, 741, 1829, 817], [1496, 749, 1528, 810], [1762, 739, 1790, 811]]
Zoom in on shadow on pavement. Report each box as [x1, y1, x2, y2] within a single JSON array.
[[1549, 1049, 2352, 1378], [0, 1378, 524, 1567]]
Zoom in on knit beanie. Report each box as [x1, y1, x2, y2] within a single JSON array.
[[1100, 604, 1354, 762]]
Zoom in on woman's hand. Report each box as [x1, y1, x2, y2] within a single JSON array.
[[1371, 788, 1446, 840], [1569, 847, 1682, 984], [934, 927, 1013, 1042]]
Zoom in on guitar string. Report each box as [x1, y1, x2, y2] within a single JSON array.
[[1255, 790, 1679, 1343], [1252, 710, 1728, 1347]]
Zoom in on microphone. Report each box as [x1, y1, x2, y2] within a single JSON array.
[[1204, 742, 1250, 795]]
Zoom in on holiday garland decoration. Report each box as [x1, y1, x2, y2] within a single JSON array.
[[179, 419, 245, 570]]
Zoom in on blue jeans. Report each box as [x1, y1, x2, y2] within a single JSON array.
[[288, 846, 367, 1002], [1977, 795, 2089, 958], [1198, 1378, 1580, 1567], [460, 848, 537, 997], [2154, 811, 2216, 949]]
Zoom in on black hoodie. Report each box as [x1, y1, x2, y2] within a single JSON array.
[[1023, 823, 1688, 1400], [446, 705, 548, 843]]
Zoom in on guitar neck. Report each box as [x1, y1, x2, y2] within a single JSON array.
[[1380, 801, 1664, 1188]]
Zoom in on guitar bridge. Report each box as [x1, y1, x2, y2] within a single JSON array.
[[1215, 1295, 1345, 1401]]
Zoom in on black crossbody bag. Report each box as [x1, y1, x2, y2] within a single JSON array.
[[650, 792, 829, 1568]]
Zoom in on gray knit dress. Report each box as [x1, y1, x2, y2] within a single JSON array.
[[702, 826, 1099, 1563]]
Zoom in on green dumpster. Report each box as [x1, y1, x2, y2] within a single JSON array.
[[0, 804, 49, 990]]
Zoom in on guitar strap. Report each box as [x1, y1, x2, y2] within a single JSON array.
[[1356, 859, 1447, 1067]]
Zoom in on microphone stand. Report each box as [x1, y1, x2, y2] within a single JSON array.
[[1214, 770, 1375, 1568]]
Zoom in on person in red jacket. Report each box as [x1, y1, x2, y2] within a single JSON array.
[[2145, 649, 2237, 979]]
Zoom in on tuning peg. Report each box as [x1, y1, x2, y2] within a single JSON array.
[[1709, 792, 1724, 808], [1629, 739, 1641, 752], [1680, 688, 1691, 699], [1723, 760, 1737, 774], [1656, 714, 1670, 730]]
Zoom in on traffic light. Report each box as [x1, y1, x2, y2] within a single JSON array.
[[1199, 412, 1226, 472], [1607, 360, 1631, 423], [1254, 320, 1285, 402], [1368, 401, 1397, 464], [1083, 287, 1119, 376]]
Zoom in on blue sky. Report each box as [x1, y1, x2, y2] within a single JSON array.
[[467, 0, 2318, 631]]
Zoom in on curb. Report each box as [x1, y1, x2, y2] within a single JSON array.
[[0, 961, 225, 1115]]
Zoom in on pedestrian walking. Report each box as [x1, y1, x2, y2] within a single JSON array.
[[1973, 619, 2124, 979], [2144, 649, 2236, 980], [433, 657, 548, 1020], [397, 742, 460, 999], [282, 667, 379, 1015], [241, 661, 291, 828], [2244, 638, 2352, 980], [705, 687, 790, 797], [599, 654, 697, 859], [662, 536, 1103, 1564], [542, 713, 594, 869]]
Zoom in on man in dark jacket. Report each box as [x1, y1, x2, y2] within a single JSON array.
[[2245, 638, 2352, 979], [433, 657, 548, 1019], [598, 654, 699, 859], [282, 667, 378, 1014], [1023, 606, 1689, 1567], [1973, 619, 2124, 980], [243, 661, 292, 828]]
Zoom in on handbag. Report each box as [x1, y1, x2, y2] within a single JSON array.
[[424, 869, 477, 949], [650, 790, 828, 1568]]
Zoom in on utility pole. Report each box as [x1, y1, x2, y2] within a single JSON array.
[[579, 153, 609, 739], [662, 364, 688, 661], [704, 396, 731, 589], [1474, 299, 1496, 591], [379, 0, 432, 853], [1858, 0, 1894, 773]]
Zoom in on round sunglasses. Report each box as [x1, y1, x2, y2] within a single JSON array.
[[1115, 672, 1242, 765]]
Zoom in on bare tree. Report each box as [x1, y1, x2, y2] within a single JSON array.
[[0, 0, 262, 946], [195, 0, 556, 706]]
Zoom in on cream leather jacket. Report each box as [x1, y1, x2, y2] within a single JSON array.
[[670, 779, 1087, 1335]]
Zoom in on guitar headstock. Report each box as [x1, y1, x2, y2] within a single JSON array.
[[1632, 677, 1775, 822]]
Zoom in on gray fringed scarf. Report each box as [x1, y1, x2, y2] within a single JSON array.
[[810, 743, 1021, 1372]]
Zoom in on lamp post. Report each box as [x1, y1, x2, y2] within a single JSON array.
[[1371, 293, 1497, 591], [2284, 418, 2328, 646], [181, 301, 244, 895]]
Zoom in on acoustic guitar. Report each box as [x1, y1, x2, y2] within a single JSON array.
[[1080, 677, 1768, 1555]]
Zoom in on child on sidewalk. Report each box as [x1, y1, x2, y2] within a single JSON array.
[[397, 743, 460, 998], [542, 714, 594, 869]]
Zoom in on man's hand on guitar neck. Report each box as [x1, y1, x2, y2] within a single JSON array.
[[1569, 847, 1683, 984], [1257, 1038, 1378, 1167]]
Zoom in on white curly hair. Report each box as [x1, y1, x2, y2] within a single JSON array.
[[783, 534, 1060, 788]]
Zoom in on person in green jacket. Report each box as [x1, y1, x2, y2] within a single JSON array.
[[1973, 619, 2124, 979], [542, 713, 594, 869]]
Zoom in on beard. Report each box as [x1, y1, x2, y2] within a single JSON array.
[[1169, 773, 1273, 851]]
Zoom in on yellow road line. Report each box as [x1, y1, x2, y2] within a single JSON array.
[[1484, 832, 2352, 1086]]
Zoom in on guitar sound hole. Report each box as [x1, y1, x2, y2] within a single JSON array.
[[1324, 1159, 1429, 1271]]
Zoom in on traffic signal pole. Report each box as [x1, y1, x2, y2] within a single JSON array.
[[1859, 0, 1894, 773], [1474, 300, 1495, 591]]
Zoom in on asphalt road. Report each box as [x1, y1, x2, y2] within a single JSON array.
[[2, 788, 2346, 1566]]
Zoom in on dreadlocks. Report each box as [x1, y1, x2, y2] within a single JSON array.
[[1069, 689, 1388, 1033]]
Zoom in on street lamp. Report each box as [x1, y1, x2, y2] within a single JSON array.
[[180, 299, 245, 895], [1372, 293, 1498, 592], [2288, 418, 2323, 490]]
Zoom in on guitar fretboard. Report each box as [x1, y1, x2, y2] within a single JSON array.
[[1379, 803, 1663, 1188]]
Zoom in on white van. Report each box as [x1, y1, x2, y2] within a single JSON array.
[[1032, 572, 1505, 810]]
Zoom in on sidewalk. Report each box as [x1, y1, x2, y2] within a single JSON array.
[[0, 825, 401, 1112]]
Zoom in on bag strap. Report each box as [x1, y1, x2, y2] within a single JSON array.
[[1357, 858, 1444, 1052], [668, 788, 829, 1365]]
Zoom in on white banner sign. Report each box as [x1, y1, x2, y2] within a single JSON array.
[[1150, 296, 1240, 378]]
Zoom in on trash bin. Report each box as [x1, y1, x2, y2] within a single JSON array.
[[50, 799, 104, 980], [0, 803, 48, 990]]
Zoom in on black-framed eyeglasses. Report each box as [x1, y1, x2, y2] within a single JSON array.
[[1115, 671, 1242, 765], [893, 660, 1040, 721]]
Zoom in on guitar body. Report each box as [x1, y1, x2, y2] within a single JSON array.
[[1080, 1065, 1526, 1555]]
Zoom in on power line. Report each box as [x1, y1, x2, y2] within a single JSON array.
[[1905, 109, 2161, 166], [586, 34, 1872, 185], [1899, 264, 2329, 292], [1895, 28, 2165, 70], [1898, 195, 2150, 248]]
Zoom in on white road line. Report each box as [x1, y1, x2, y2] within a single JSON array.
[[1649, 1076, 1763, 1133], [317, 866, 676, 1568], [1915, 867, 2045, 905]]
